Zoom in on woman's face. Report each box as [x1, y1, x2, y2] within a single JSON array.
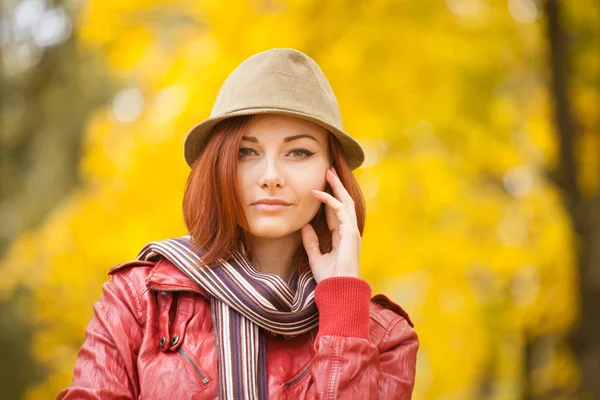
[[237, 114, 330, 239]]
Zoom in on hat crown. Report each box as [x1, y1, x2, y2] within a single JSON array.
[[211, 48, 343, 129]]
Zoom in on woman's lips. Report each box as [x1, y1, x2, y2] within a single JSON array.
[[251, 204, 291, 212]]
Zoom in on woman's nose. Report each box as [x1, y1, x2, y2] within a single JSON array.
[[258, 158, 285, 188]]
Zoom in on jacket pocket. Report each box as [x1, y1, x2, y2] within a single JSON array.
[[283, 362, 310, 389], [176, 346, 211, 386]]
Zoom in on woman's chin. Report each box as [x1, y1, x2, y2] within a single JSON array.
[[248, 222, 301, 239]]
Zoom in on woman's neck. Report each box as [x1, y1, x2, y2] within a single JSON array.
[[247, 231, 302, 283]]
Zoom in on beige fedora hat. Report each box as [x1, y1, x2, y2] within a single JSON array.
[[183, 48, 365, 170]]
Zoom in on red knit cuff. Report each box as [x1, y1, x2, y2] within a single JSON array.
[[314, 276, 372, 340]]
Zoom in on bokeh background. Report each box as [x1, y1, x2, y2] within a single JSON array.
[[1, 0, 598, 399]]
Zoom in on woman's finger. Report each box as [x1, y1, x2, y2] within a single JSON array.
[[326, 168, 357, 221], [326, 168, 354, 207], [315, 189, 356, 227], [312, 188, 344, 210], [300, 224, 321, 263]]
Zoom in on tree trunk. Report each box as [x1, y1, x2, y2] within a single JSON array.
[[545, 0, 600, 398]]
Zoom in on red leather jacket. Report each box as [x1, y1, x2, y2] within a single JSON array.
[[58, 258, 418, 399]]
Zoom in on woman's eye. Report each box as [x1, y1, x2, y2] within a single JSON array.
[[238, 148, 314, 158], [288, 149, 315, 158], [238, 148, 258, 157]]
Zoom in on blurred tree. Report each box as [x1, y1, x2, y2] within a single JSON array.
[[0, 0, 113, 397], [544, 0, 600, 398]]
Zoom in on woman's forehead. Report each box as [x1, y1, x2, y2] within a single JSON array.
[[244, 114, 329, 143]]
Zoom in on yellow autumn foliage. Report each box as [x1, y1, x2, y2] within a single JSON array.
[[2, 0, 596, 398]]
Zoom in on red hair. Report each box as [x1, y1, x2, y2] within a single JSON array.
[[182, 116, 366, 270]]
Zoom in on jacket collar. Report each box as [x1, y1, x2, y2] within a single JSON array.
[[145, 258, 209, 297]]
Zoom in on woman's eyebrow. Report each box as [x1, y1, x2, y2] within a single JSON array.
[[241, 134, 320, 143]]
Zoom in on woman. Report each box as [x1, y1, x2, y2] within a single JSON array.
[[58, 48, 418, 399]]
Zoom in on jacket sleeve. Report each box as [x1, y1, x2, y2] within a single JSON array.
[[56, 271, 145, 400], [305, 277, 418, 400]]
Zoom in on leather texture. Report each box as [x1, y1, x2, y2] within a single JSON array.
[[57, 258, 419, 399]]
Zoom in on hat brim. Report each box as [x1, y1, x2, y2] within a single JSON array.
[[183, 108, 365, 170]]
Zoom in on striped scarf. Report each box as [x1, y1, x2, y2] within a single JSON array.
[[136, 235, 319, 399]]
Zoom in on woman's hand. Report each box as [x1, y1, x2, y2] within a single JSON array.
[[301, 166, 361, 284]]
